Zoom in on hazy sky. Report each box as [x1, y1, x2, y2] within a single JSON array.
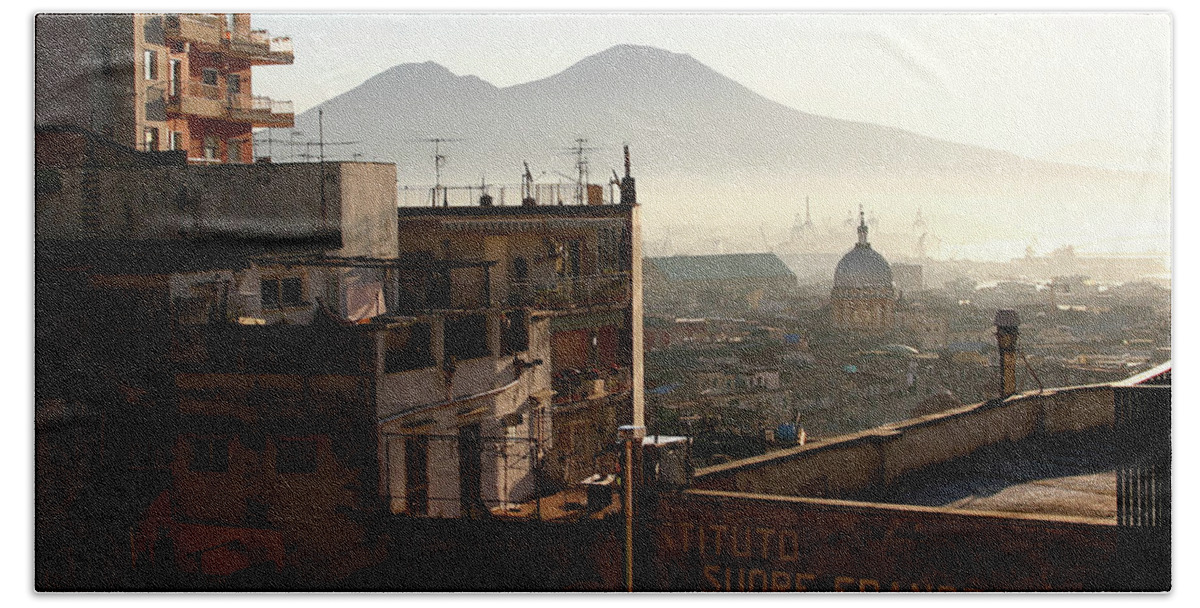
[[250, 12, 1171, 171]]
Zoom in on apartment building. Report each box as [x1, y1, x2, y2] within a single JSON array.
[[35, 123, 645, 585], [36, 13, 293, 163], [384, 192, 645, 517], [36, 125, 397, 586]]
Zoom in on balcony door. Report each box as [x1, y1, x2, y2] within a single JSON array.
[[404, 435, 429, 516], [458, 424, 483, 518]]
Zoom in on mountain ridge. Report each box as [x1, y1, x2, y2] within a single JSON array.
[[287, 44, 1168, 257]]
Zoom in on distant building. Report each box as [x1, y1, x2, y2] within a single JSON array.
[[830, 209, 895, 333], [892, 263, 924, 294], [36, 13, 294, 163], [644, 253, 796, 314]]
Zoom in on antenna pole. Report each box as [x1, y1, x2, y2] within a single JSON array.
[[318, 108, 326, 227], [574, 138, 588, 205]]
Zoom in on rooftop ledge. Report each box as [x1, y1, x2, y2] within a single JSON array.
[[691, 377, 1166, 521]]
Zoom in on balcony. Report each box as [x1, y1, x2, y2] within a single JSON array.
[[552, 366, 631, 406], [174, 81, 225, 119], [509, 273, 630, 310], [164, 13, 225, 46], [164, 14, 294, 65], [229, 30, 295, 65], [172, 83, 294, 127], [395, 260, 496, 313], [228, 95, 295, 128]]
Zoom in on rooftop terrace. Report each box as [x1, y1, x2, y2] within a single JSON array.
[[858, 426, 1115, 520]]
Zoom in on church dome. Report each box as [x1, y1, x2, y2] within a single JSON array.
[[833, 210, 893, 289], [834, 243, 893, 289]]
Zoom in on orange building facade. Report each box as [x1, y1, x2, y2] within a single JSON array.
[[36, 13, 294, 164]]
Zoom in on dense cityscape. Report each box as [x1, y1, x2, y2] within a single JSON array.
[[642, 218, 1170, 466], [33, 13, 1170, 592]]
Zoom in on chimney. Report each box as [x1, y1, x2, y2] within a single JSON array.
[[994, 309, 1020, 399], [619, 144, 637, 206]]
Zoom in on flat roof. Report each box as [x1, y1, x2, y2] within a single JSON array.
[[397, 204, 635, 218], [858, 427, 1115, 520]]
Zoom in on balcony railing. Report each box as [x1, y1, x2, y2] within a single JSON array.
[[252, 95, 294, 115], [509, 273, 631, 309], [164, 14, 225, 45], [229, 30, 294, 63], [552, 366, 632, 406], [270, 37, 293, 54], [163, 14, 292, 63], [400, 183, 620, 208], [187, 81, 223, 101], [248, 29, 271, 45]]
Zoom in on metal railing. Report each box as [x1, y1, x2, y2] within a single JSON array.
[[400, 182, 618, 208], [552, 366, 632, 406], [269, 37, 293, 54], [248, 29, 271, 45], [187, 81, 223, 101], [252, 95, 294, 115], [509, 273, 630, 309]]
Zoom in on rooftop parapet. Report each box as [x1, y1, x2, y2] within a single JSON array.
[[691, 364, 1167, 522], [36, 149, 398, 260]]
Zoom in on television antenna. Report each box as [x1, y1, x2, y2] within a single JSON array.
[[557, 138, 599, 205], [416, 137, 463, 207]]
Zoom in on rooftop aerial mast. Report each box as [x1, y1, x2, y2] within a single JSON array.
[[423, 137, 463, 207]]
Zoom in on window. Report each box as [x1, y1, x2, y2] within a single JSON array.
[[189, 435, 229, 472], [170, 131, 184, 151], [445, 314, 491, 361], [168, 59, 181, 96], [229, 139, 243, 164], [385, 323, 434, 373], [598, 227, 628, 272], [144, 94, 166, 121], [501, 310, 529, 355], [275, 438, 317, 474], [202, 68, 219, 87], [261, 277, 305, 309], [203, 135, 219, 160], [143, 16, 164, 45], [143, 49, 158, 80], [227, 73, 241, 95], [143, 127, 160, 152]]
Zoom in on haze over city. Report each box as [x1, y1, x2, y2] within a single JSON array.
[[32, 10, 1175, 592], [250, 12, 1171, 263]]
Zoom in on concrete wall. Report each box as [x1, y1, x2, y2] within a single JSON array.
[[336, 162, 398, 259], [170, 372, 381, 581], [653, 489, 1118, 591], [693, 385, 1116, 498], [36, 162, 394, 248], [36, 15, 138, 146]]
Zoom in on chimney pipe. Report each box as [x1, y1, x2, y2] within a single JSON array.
[[994, 309, 1020, 399]]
